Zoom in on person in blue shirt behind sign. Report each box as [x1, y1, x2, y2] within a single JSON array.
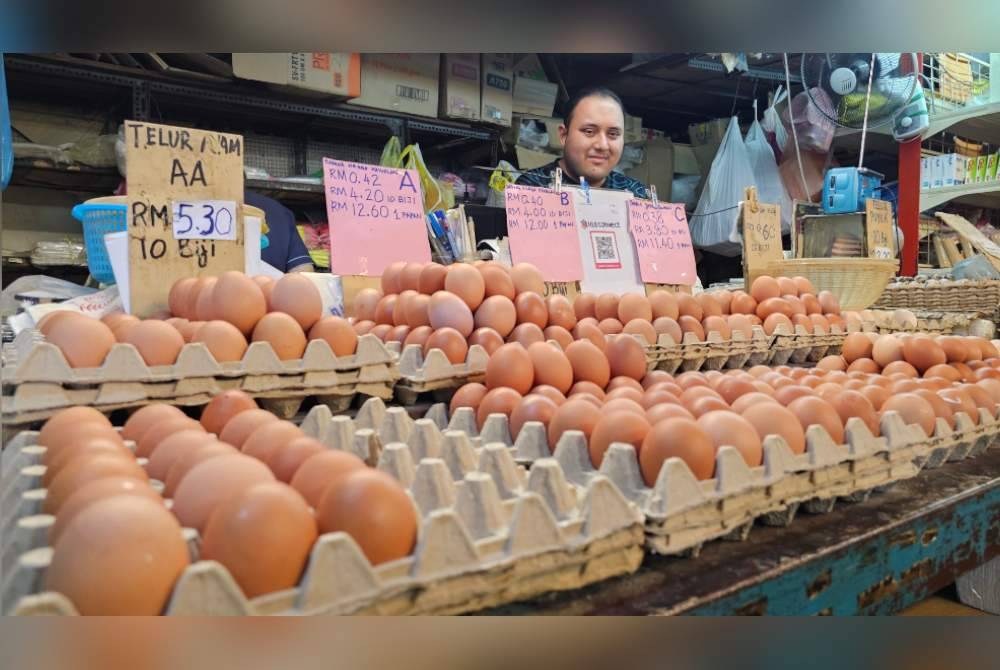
[[516, 86, 649, 199]]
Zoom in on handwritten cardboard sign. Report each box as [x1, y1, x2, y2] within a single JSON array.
[[125, 120, 245, 317], [323, 158, 430, 276], [626, 199, 697, 285], [741, 199, 783, 285], [865, 198, 894, 259], [504, 184, 582, 281]]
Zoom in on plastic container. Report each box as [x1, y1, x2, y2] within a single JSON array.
[[70, 196, 127, 284]]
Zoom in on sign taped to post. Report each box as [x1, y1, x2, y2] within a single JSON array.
[[626, 199, 697, 285], [504, 183, 582, 281], [124, 120, 245, 317], [323, 158, 430, 276], [865, 198, 894, 259]]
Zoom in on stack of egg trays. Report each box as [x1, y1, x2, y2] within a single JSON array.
[[388, 343, 489, 405], [2, 402, 644, 617], [767, 323, 846, 366], [432, 401, 1000, 556], [862, 309, 982, 336], [645, 327, 771, 374], [1, 331, 399, 426]]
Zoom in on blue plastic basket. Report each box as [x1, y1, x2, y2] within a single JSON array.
[[71, 198, 127, 284]]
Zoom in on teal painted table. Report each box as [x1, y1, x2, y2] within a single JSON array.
[[493, 449, 1000, 615]]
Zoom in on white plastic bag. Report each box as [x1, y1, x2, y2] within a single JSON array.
[[761, 85, 789, 159], [744, 120, 792, 234], [690, 117, 757, 257]]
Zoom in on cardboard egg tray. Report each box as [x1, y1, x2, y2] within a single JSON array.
[[644, 327, 772, 374], [387, 343, 489, 406], [859, 309, 991, 336], [1, 333, 399, 426], [874, 279, 1000, 313], [1, 416, 644, 616], [767, 323, 847, 366]]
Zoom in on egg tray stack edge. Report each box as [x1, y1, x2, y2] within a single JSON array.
[[1, 332, 399, 426], [426, 400, 1000, 556], [387, 342, 489, 405], [766, 323, 847, 367], [874, 279, 1000, 313], [0, 413, 644, 616], [861, 309, 993, 336], [644, 327, 771, 374]]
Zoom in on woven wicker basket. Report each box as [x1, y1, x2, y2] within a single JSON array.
[[764, 258, 898, 310]]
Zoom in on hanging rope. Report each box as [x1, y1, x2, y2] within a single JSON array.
[[783, 53, 813, 203], [858, 52, 877, 169]]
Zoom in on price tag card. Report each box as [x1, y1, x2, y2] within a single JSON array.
[[504, 184, 582, 282], [125, 120, 245, 317], [741, 200, 783, 284], [865, 199, 894, 259], [323, 158, 430, 276], [171, 200, 238, 240], [626, 199, 697, 285]]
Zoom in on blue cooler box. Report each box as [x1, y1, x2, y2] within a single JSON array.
[[822, 167, 884, 214]]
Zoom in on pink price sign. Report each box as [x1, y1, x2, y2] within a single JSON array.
[[322, 157, 431, 276], [626, 199, 697, 285], [504, 184, 583, 281]]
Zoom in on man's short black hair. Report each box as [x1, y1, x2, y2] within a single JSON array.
[[563, 86, 626, 128]]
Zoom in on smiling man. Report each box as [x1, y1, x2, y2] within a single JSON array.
[[515, 86, 649, 198]]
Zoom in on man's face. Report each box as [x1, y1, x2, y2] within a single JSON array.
[[558, 95, 625, 185]]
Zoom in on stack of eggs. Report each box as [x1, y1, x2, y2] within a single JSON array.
[[819, 332, 1000, 380], [35, 271, 358, 369], [35, 391, 417, 615]]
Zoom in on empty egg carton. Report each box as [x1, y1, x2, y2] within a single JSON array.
[[390, 343, 489, 405]]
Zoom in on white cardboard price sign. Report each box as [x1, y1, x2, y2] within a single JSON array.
[[171, 200, 238, 240]]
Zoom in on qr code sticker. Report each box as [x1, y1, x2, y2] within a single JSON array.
[[590, 231, 621, 269]]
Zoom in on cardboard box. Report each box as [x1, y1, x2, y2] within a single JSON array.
[[440, 54, 481, 121], [976, 155, 988, 182], [625, 136, 674, 201], [967, 157, 977, 183], [515, 146, 558, 171], [514, 54, 548, 81], [347, 54, 440, 118], [921, 157, 931, 189], [932, 156, 944, 188], [481, 54, 514, 127], [988, 153, 999, 181], [943, 154, 960, 186], [513, 76, 558, 117], [232, 53, 360, 98], [624, 114, 643, 144]]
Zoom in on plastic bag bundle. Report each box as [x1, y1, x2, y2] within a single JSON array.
[[744, 120, 792, 233], [399, 143, 443, 213], [380, 136, 403, 167], [760, 86, 789, 161], [690, 117, 756, 257], [781, 87, 835, 153]]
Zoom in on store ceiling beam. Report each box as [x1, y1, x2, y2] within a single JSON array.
[[687, 56, 802, 83]]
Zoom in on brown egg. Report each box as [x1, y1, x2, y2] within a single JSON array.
[[702, 315, 731, 340], [393, 289, 417, 326], [640, 418, 715, 483], [902, 336, 947, 373], [527, 342, 574, 394], [730, 392, 780, 414], [120, 320, 185, 367], [939, 387, 979, 425], [399, 293, 429, 328], [191, 277, 219, 322], [427, 290, 475, 337], [509, 394, 559, 439], [285, 449, 365, 509], [976, 378, 1000, 403], [477, 264, 514, 300], [162, 442, 239, 497], [923, 364, 961, 383], [508, 322, 546, 348], [570, 380, 607, 401], [543, 325, 574, 350], [750, 276, 780, 302], [828, 389, 880, 435], [963, 383, 997, 415], [513, 291, 548, 329], [530, 384, 567, 405], [740, 402, 806, 454], [775, 276, 797, 297], [818, 290, 840, 315], [881, 393, 937, 436], [38, 310, 86, 337], [392, 325, 414, 343], [450, 382, 489, 415], [597, 318, 624, 335], [808, 314, 830, 333], [574, 293, 598, 320], [773, 385, 814, 407], [649, 317, 682, 345], [189, 320, 247, 363], [200, 389, 257, 436], [307, 316, 359, 357], [762, 313, 793, 335], [912, 389, 955, 428], [542, 295, 574, 331], [617, 318, 653, 345], [137, 417, 204, 458], [248, 312, 307, 361], [713, 377, 755, 405], [42, 438, 133, 486], [46, 496, 188, 615], [168, 278, 197, 318], [641, 370, 673, 389], [882, 360, 918, 378], [723, 314, 751, 340], [570, 321, 605, 352], [172, 454, 275, 531], [267, 275, 323, 330], [756, 297, 794, 321], [423, 327, 469, 364], [787, 396, 845, 443], [200, 482, 317, 597], [860, 385, 890, 411], [242, 420, 305, 464], [477, 387, 523, 428], [417, 263, 448, 295], [548, 397, 602, 450], [146, 430, 218, 481], [484, 342, 534, 393], [791, 314, 812, 331], [473, 295, 517, 337], [648, 290, 680, 320], [444, 264, 486, 311], [729, 292, 757, 316], [177, 319, 205, 343], [44, 454, 149, 515], [676, 293, 704, 321], [793, 276, 816, 295], [587, 410, 651, 467], [816, 355, 846, 371], [608, 376, 644, 393], [210, 271, 267, 335], [47, 316, 116, 368], [714, 290, 734, 314], [369, 324, 392, 341], [350, 287, 382, 321], [618, 293, 653, 323], [847, 358, 880, 374], [38, 406, 113, 452], [594, 293, 620, 321], [678, 315, 706, 341], [508, 263, 544, 295], [118, 404, 182, 444], [373, 295, 397, 325], [315, 469, 417, 565], [397, 262, 424, 292], [462, 327, 500, 355], [697, 293, 722, 319], [842, 332, 874, 363], [605, 334, 646, 381], [696, 410, 762, 466], [253, 276, 276, 310], [646, 403, 695, 425], [381, 261, 406, 294], [214, 408, 276, 449], [48, 477, 163, 546]]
